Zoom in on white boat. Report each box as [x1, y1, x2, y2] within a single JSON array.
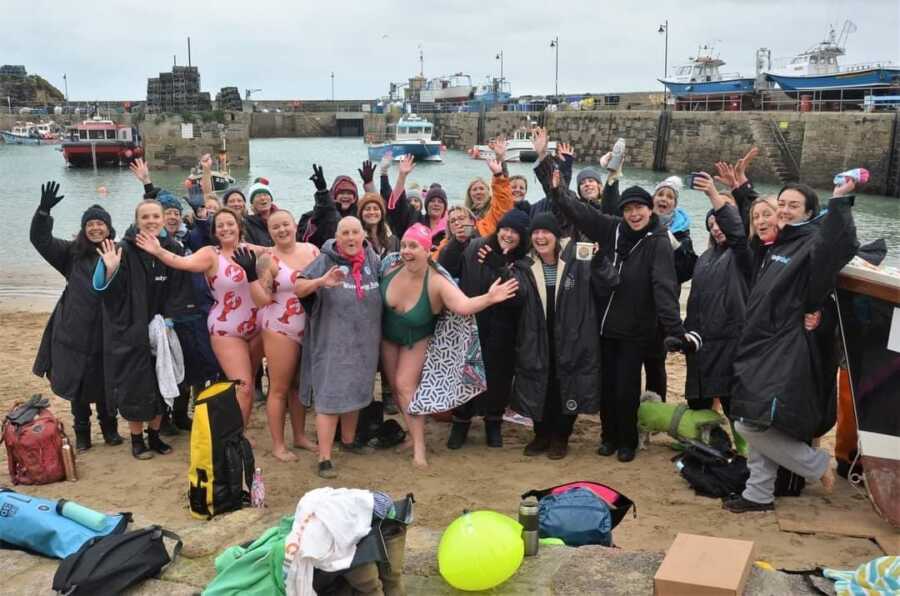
[[472, 126, 557, 163], [367, 114, 443, 162], [660, 46, 756, 97], [419, 74, 476, 103], [0, 122, 52, 145]]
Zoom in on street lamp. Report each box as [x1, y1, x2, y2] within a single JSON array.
[[549, 36, 559, 98], [330, 72, 335, 102], [658, 21, 669, 110], [495, 50, 504, 82], [63, 73, 68, 102]]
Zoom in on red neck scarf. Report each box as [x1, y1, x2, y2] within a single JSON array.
[[338, 245, 367, 301]]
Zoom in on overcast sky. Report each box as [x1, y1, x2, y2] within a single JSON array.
[[7, 0, 900, 101]]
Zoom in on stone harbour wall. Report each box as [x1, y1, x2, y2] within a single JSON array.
[[140, 112, 250, 169], [250, 112, 337, 138]]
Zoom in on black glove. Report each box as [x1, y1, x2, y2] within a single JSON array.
[[39, 181, 64, 212], [664, 331, 702, 354], [310, 164, 327, 191], [358, 160, 376, 185], [232, 247, 259, 283]]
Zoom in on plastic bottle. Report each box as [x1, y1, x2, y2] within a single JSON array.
[[57, 499, 106, 531], [60, 437, 77, 482], [251, 467, 266, 508], [833, 168, 869, 186]]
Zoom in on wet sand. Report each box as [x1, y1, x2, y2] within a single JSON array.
[[0, 307, 884, 571]]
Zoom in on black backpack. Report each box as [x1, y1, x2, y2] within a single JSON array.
[[52, 526, 182, 595], [675, 442, 750, 499]]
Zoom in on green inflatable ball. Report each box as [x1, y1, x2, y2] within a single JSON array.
[[438, 510, 524, 591]]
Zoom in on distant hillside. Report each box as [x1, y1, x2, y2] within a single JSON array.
[[0, 69, 65, 108]]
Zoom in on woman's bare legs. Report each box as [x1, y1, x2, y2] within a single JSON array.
[[289, 390, 316, 452], [262, 331, 303, 461], [211, 335, 261, 428], [382, 338, 429, 467]]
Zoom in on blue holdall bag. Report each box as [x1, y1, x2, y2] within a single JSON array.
[[0, 489, 130, 558], [537, 487, 613, 547]]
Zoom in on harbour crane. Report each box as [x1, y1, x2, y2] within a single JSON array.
[[245, 88, 262, 101]]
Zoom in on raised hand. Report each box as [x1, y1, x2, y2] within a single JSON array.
[[378, 151, 393, 175], [692, 172, 719, 202], [319, 265, 346, 289], [358, 160, 376, 184], [713, 161, 737, 189], [532, 127, 549, 158], [398, 154, 415, 175], [734, 146, 758, 186], [135, 231, 163, 256], [200, 153, 213, 171], [488, 137, 507, 162], [833, 177, 856, 198], [232, 246, 259, 282], [129, 158, 151, 184], [558, 142, 575, 159], [487, 158, 503, 176], [96, 239, 122, 273], [39, 181, 64, 212], [310, 164, 327, 191], [487, 277, 519, 304]]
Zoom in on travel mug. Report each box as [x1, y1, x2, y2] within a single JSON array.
[[519, 499, 540, 556]]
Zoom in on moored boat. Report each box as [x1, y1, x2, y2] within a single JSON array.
[[367, 114, 443, 162], [660, 46, 756, 98], [472, 125, 556, 163], [1, 122, 57, 145], [419, 74, 476, 103], [61, 117, 143, 168]]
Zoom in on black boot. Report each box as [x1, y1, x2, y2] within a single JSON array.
[[146, 428, 173, 455], [131, 433, 153, 460], [485, 419, 503, 448], [159, 407, 180, 437], [446, 421, 470, 450], [381, 380, 398, 416], [99, 419, 123, 446], [74, 420, 92, 453], [172, 393, 192, 431]]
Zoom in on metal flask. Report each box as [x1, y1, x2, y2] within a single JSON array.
[[519, 498, 540, 556]]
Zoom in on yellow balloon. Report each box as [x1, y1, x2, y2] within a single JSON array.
[[438, 511, 524, 591]]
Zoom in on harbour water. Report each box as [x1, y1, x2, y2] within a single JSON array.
[[1, 137, 897, 309]]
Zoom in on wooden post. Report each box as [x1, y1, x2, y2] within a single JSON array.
[[91, 141, 97, 171]]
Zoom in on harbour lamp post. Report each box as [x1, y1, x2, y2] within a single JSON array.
[[496, 50, 504, 82], [63, 73, 68, 102], [549, 37, 559, 98], [331, 72, 335, 101], [658, 21, 669, 110]]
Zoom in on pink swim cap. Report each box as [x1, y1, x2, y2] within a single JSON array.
[[402, 223, 432, 252]]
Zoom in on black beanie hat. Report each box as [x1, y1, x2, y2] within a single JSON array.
[[81, 204, 112, 229], [618, 186, 653, 212], [497, 208, 531, 238], [705, 208, 716, 231], [425, 186, 448, 208], [529, 212, 561, 238]]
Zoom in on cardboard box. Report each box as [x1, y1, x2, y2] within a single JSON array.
[[654, 533, 755, 596]]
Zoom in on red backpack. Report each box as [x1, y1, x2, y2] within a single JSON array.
[[2, 395, 69, 485]]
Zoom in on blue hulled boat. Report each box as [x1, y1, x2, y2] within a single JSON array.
[[764, 21, 900, 95], [660, 48, 756, 97], [367, 114, 443, 162]]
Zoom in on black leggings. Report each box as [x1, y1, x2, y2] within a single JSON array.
[[600, 338, 644, 450], [642, 331, 667, 401], [533, 374, 576, 441]]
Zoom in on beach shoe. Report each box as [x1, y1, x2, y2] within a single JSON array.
[[485, 420, 503, 448], [617, 447, 636, 463], [100, 420, 123, 446], [524, 436, 551, 456], [146, 429, 173, 455], [597, 441, 617, 457], [607, 138, 626, 172], [160, 411, 180, 437], [131, 434, 153, 460], [548, 438, 569, 460], [318, 460, 338, 479], [74, 425, 92, 453], [446, 421, 470, 450], [722, 495, 774, 514], [340, 439, 374, 455]]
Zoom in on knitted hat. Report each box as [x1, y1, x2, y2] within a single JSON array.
[[530, 212, 561, 238], [653, 176, 683, 203], [81, 204, 112, 230], [330, 175, 359, 202], [705, 208, 716, 231], [576, 167, 603, 188], [497, 208, 531, 238], [425, 186, 448, 209], [157, 190, 183, 213], [247, 177, 273, 204], [357, 192, 386, 219], [222, 187, 246, 204], [618, 186, 653, 212]]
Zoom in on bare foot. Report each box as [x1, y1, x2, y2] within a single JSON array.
[[272, 447, 298, 462], [293, 435, 318, 453], [821, 467, 835, 494], [395, 439, 414, 453], [412, 456, 429, 469]]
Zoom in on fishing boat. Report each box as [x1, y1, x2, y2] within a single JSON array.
[[659, 46, 756, 98], [0, 122, 50, 145], [764, 21, 900, 97], [471, 77, 512, 107], [185, 139, 236, 192], [472, 125, 557, 163], [367, 114, 443, 162], [419, 74, 476, 103], [61, 117, 143, 167]]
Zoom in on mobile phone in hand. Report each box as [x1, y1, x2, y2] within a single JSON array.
[[688, 172, 705, 190]]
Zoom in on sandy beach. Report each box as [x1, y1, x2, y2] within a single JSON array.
[[0, 307, 885, 572]]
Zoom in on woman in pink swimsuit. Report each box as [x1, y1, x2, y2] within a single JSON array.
[[136, 208, 264, 426], [249, 210, 319, 461]]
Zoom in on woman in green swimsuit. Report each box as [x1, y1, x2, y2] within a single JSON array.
[[380, 223, 519, 468]]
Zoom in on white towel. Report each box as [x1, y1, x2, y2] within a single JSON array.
[[284, 487, 375, 596], [148, 315, 185, 406]]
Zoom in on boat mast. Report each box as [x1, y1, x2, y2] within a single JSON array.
[[418, 45, 424, 78]]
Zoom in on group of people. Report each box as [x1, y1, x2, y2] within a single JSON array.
[[32, 130, 861, 511]]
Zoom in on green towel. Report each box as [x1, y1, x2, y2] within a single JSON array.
[[203, 516, 293, 596]]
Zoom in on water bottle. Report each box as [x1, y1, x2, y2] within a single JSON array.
[[57, 499, 106, 531], [60, 437, 77, 482], [251, 467, 266, 508], [833, 168, 869, 186], [519, 499, 540, 556]]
